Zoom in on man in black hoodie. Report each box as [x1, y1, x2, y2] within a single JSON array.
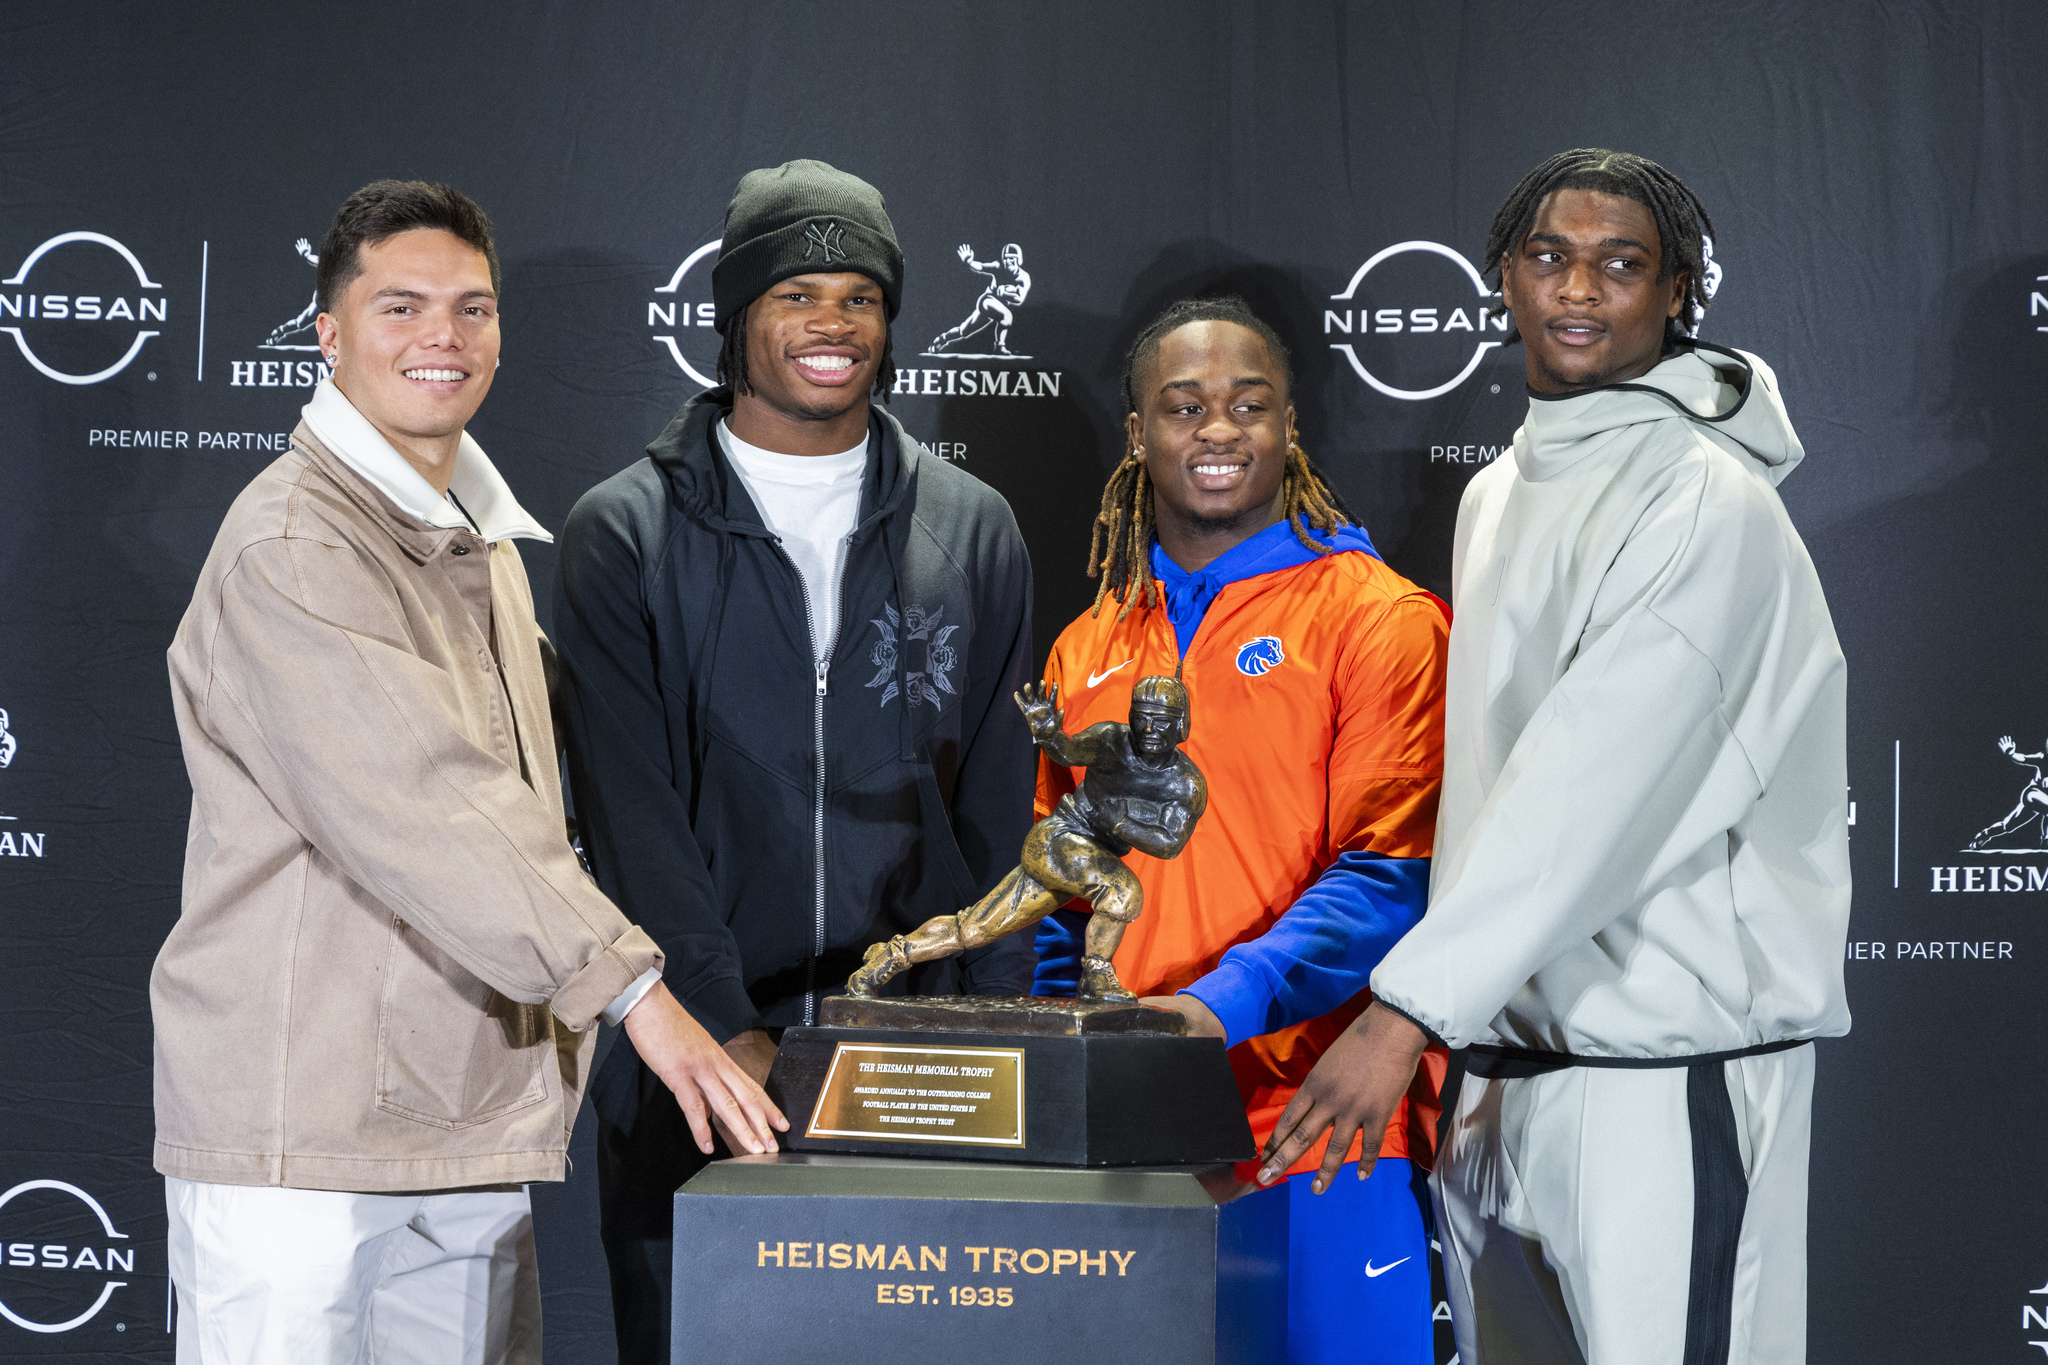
[[553, 160, 1037, 1361]]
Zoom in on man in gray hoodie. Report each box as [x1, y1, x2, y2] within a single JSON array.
[[1261, 150, 1849, 1365]]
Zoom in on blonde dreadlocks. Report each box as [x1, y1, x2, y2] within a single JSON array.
[[1087, 297, 1354, 619]]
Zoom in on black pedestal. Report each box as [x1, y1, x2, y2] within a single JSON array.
[[672, 1153, 1286, 1365], [766, 997, 1256, 1167]]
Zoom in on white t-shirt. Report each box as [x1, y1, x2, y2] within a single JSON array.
[[717, 420, 868, 663]]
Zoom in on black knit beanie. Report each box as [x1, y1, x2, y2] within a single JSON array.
[[711, 160, 903, 334]]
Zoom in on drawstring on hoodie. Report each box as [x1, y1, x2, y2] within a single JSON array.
[[1527, 340, 1755, 426], [1596, 341, 1754, 426]]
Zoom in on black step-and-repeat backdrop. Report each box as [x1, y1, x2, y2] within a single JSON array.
[[2, 3, 2044, 1360]]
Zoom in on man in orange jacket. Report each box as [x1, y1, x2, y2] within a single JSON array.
[[1032, 296, 1447, 1365]]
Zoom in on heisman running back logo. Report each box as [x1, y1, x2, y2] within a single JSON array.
[[261, 238, 322, 350], [228, 235, 334, 388], [0, 707, 43, 858], [0, 706, 16, 820], [924, 243, 1032, 359], [1236, 637, 1286, 677], [1964, 735, 2048, 851], [867, 604, 960, 711]]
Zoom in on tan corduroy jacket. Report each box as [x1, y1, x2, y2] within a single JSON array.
[[153, 422, 661, 1191]]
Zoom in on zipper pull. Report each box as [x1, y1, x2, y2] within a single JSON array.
[[816, 660, 829, 697]]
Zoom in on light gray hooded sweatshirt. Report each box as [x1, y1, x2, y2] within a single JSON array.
[[1371, 343, 1851, 1056]]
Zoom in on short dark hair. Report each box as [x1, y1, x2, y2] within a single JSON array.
[[1118, 294, 1292, 415], [1483, 148, 1717, 355], [315, 180, 501, 314], [1090, 295, 1351, 621]]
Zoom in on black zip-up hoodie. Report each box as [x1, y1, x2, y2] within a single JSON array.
[[553, 388, 1036, 1040]]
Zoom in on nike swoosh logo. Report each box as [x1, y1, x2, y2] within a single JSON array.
[[1363, 1257, 1411, 1278], [1087, 660, 1134, 688]]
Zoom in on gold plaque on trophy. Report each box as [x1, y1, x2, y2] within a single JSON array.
[[804, 1043, 1025, 1146]]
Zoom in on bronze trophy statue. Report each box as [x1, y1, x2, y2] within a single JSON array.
[[847, 674, 1206, 1002], [768, 669, 1246, 1167]]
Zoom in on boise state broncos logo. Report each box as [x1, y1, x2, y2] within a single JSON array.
[[1235, 636, 1285, 677]]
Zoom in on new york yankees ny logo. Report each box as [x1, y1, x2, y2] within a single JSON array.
[[804, 221, 847, 264]]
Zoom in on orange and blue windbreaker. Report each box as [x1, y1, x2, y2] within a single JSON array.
[[1033, 519, 1448, 1177]]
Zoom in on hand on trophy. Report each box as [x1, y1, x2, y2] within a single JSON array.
[[1016, 681, 1063, 744], [956, 242, 975, 262], [1999, 735, 2017, 755]]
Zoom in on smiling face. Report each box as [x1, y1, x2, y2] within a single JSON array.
[[314, 228, 498, 471], [727, 272, 886, 454], [1127, 320, 1292, 570], [1129, 701, 1182, 760], [1500, 188, 1689, 394]]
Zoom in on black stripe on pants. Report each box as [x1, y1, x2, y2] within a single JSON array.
[[1682, 1060, 1749, 1365], [1449, 1039, 1797, 1365]]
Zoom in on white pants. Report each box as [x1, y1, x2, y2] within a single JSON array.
[[165, 1177, 540, 1365], [1433, 1044, 1813, 1365]]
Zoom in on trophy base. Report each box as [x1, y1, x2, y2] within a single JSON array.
[[673, 1154, 1287, 1365], [767, 995, 1255, 1167]]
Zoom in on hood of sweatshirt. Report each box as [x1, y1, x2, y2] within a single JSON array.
[[1516, 341, 1805, 488], [641, 385, 939, 763], [644, 383, 917, 534]]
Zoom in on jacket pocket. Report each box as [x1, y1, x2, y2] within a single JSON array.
[[375, 917, 551, 1130]]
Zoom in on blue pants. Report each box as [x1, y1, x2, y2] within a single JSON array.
[[1286, 1157, 1434, 1365]]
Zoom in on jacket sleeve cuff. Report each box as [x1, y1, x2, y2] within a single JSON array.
[[1181, 959, 1276, 1051], [679, 973, 762, 1046], [552, 924, 664, 1032], [1366, 986, 1451, 1050], [601, 967, 663, 1027]]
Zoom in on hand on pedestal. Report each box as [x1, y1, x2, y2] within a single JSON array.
[[710, 1030, 781, 1154], [623, 984, 788, 1156], [1138, 994, 1226, 1040]]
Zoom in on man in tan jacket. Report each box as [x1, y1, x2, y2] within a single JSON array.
[[152, 180, 784, 1365]]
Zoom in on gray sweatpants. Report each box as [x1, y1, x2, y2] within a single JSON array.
[[1432, 1044, 1814, 1365]]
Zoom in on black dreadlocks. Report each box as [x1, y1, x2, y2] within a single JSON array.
[[715, 302, 897, 402], [1089, 296, 1354, 620], [1483, 148, 1718, 355]]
